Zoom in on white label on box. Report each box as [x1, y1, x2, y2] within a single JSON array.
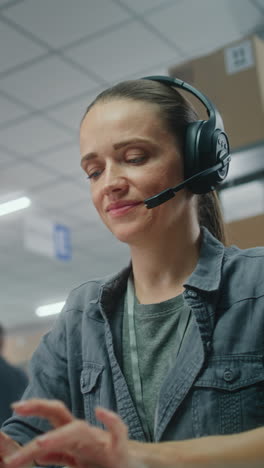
[[224, 40, 255, 75]]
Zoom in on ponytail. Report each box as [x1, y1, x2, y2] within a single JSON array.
[[197, 191, 226, 244]]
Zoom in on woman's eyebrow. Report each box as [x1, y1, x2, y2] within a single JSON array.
[[113, 137, 155, 150], [81, 137, 155, 167], [80, 152, 97, 167]]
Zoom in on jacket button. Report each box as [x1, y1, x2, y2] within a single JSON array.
[[187, 290, 197, 298], [206, 341, 211, 352], [223, 369, 234, 382]]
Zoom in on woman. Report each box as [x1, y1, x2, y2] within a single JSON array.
[[1, 77, 264, 468]]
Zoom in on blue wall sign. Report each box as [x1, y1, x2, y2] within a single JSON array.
[[53, 224, 72, 261]]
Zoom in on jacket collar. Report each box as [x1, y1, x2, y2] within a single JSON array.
[[184, 227, 225, 293], [99, 227, 225, 307]]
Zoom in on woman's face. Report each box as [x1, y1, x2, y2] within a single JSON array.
[[80, 98, 193, 245]]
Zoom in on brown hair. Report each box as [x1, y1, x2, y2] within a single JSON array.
[[83, 80, 226, 244], [0, 323, 4, 354]]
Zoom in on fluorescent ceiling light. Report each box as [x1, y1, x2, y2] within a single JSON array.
[[0, 196, 31, 217], [35, 301, 65, 317]]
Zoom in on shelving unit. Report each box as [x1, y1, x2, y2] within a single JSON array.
[[219, 140, 264, 190], [218, 140, 264, 248]]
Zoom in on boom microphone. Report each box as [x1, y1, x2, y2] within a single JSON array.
[[144, 152, 230, 209]]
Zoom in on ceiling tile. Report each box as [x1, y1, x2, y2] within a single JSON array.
[[65, 21, 180, 81], [119, 0, 177, 14], [0, 20, 45, 73], [254, 0, 264, 10], [40, 143, 82, 176], [147, 0, 241, 57], [0, 149, 14, 166], [34, 181, 88, 209], [0, 56, 98, 108], [3, 0, 130, 48], [0, 115, 72, 155], [226, 0, 264, 35], [127, 61, 174, 79], [0, 220, 22, 245], [0, 161, 56, 197], [47, 89, 103, 130], [0, 94, 29, 125]]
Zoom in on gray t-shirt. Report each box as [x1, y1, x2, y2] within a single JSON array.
[[122, 289, 191, 440]]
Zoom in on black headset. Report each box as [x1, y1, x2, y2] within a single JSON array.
[[141, 76, 231, 209]]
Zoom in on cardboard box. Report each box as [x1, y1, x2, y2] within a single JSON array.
[[169, 35, 264, 150], [225, 214, 264, 248]]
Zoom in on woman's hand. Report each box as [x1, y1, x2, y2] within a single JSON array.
[[3, 399, 138, 468], [0, 432, 21, 468], [4, 399, 264, 468]]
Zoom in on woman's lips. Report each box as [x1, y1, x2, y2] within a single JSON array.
[[107, 202, 142, 217]]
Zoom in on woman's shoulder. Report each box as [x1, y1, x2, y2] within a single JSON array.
[[221, 243, 264, 294], [63, 264, 131, 313], [223, 243, 264, 263]]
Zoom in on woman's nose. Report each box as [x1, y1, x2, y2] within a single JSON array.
[[102, 165, 128, 195]]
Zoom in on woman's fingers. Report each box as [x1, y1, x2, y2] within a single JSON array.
[[5, 402, 130, 468], [95, 407, 130, 468], [35, 451, 77, 467], [4, 438, 42, 468], [6, 449, 77, 468], [4, 420, 107, 468], [95, 407, 128, 451], [4, 399, 75, 468], [0, 432, 20, 457], [12, 398, 73, 428], [36, 411, 129, 468], [4, 431, 78, 468], [36, 419, 107, 453]]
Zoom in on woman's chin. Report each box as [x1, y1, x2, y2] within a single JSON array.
[[109, 225, 148, 246]]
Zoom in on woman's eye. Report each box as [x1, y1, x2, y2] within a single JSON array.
[[87, 170, 102, 180], [127, 155, 146, 164]]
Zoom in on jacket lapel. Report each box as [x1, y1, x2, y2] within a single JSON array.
[[154, 313, 205, 441]]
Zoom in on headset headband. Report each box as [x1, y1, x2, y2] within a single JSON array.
[[140, 74, 230, 198], [142, 75, 224, 132]]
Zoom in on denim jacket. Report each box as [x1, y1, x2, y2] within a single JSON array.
[[2, 228, 264, 445]]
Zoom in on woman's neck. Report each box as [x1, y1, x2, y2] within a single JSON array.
[[129, 223, 201, 304]]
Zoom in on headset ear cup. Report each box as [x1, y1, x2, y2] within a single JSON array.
[[184, 120, 204, 180], [184, 121, 230, 194], [142, 75, 230, 195]]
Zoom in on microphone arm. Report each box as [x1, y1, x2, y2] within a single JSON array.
[[144, 153, 231, 209]]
